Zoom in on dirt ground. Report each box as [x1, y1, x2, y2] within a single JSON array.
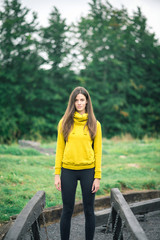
[[39, 210, 160, 240]]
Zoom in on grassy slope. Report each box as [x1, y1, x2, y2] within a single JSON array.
[[0, 138, 160, 222]]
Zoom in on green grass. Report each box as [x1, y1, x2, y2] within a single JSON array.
[[0, 145, 42, 156], [0, 138, 160, 222]]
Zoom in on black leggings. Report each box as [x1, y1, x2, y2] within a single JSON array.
[[60, 168, 95, 240]]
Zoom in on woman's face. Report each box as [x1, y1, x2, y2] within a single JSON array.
[[75, 93, 87, 115]]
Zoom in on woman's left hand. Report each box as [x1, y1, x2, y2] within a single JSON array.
[[92, 178, 100, 193]]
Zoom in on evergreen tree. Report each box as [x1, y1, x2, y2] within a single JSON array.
[[126, 8, 160, 136], [40, 7, 79, 135], [77, 0, 160, 138], [0, 0, 42, 143]]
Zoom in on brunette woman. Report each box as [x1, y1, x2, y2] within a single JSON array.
[[55, 86, 102, 240]]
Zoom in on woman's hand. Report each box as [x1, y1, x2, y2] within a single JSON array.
[[55, 174, 61, 191], [92, 178, 100, 193]]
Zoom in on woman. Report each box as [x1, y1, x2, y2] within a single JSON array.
[[55, 86, 102, 240]]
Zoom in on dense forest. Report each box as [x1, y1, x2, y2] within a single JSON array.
[[0, 0, 160, 143]]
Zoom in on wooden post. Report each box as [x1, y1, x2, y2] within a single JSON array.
[[31, 218, 40, 240], [111, 188, 148, 240], [112, 207, 123, 240]]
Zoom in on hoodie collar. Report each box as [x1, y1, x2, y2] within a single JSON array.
[[74, 111, 88, 123]]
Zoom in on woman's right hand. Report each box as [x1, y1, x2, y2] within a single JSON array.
[[55, 174, 61, 191]]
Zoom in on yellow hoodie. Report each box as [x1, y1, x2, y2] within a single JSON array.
[[55, 111, 102, 178]]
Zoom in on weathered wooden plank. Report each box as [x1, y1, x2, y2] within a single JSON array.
[[4, 191, 45, 240], [95, 197, 160, 227], [95, 208, 111, 227], [130, 197, 160, 215], [111, 188, 148, 240]]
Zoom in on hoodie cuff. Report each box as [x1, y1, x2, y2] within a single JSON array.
[[55, 168, 61, 175], [94, 171, 101, 179]]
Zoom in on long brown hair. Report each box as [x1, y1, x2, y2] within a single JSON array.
[[61, 86, 97, 141]]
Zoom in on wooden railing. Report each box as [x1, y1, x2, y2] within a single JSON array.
[[4, 191, 46, 240]]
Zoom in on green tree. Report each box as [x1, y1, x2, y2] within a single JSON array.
[[40, 7, 79, 135], [126, 8, 160, 136], [77, 0, 130, 136], [0, 0, 43, 143], [77, 0, 160, 138]]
